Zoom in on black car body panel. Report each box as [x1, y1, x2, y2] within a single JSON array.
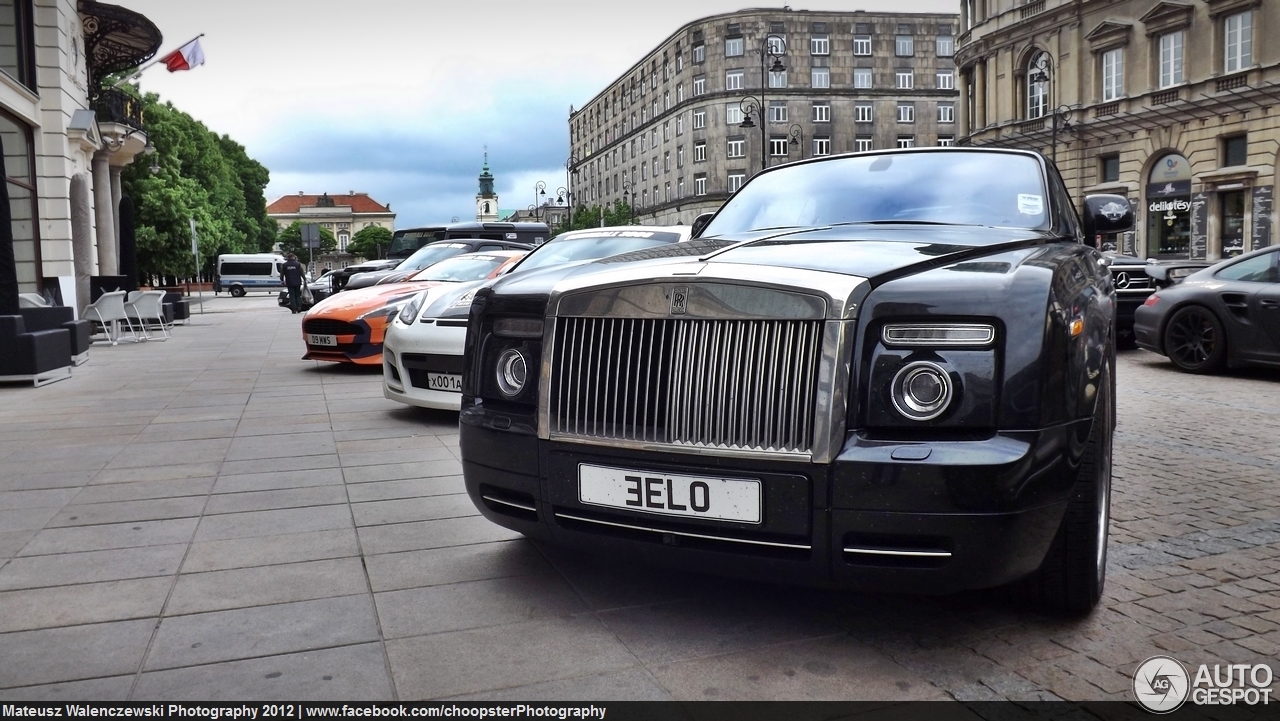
[[457, 148, 1119, 597]]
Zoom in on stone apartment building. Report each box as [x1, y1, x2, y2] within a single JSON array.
[[569, 8, 960, 225], [958, 0, 1278, 260]]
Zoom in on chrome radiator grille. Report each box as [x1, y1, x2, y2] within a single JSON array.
[[550, 317, 823, 454]]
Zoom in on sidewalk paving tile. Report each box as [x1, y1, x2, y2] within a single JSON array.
[[374, 573, 587, 639], [0, 619, 156, 689], [131, 643, 394, 701], [18, 518, 198, 556], [143, 594, 380, 671], [363, 540, 549, 593], [0, 544, 188, 590], [0, 576, 172, 633], [181, 528, 360, 574], [166, 557, 369, 615]]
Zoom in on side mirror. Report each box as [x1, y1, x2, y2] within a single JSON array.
[[690, 212, 715, 239], [1082, 194, 1134, 237]]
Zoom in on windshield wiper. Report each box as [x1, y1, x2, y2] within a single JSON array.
[[831, 220, 981, 227]]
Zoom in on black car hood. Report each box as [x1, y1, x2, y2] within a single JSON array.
[[489, 225, 1058, 297]]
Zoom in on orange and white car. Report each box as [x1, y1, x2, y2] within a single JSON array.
[[300, 251, 525, 365]]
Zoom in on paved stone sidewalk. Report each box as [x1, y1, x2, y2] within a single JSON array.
[[0, 295, 1277, 701]]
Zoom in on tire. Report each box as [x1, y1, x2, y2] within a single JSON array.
[[1013, 365, 1112, 615], [230, 285, 246, 298], [1163, 304, 1226, 374]]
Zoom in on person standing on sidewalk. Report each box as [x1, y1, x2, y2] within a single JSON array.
[[280, 254, 306, 313]]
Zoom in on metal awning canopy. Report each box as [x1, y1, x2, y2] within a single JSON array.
[[79, 0, 162, 98]]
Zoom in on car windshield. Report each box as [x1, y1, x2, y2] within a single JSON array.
[[411, 254, 512, 282], [396, 243, 469, 271], [703, 151, 1051, 235], [388, 229, 444, 256], [514, 230, 683, 271]]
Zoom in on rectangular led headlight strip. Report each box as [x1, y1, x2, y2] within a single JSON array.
[[882, 323, 996, 347], [493, 317, 545, 338]]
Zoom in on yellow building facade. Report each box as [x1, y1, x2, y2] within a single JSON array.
[[957, 0, 1278, 260]]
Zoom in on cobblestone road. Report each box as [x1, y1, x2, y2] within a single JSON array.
[[0, 296, 1277, 702]]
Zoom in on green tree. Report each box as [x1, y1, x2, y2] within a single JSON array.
[[120, 90, 276, 282], [561, 200, 635, 232], [348, 225, 393, 260], [276, 221, 336, 259]]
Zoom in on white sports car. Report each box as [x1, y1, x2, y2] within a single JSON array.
[[382, 225, 693, 411]]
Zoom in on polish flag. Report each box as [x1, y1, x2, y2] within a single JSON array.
[[159, 39, 205, 72]]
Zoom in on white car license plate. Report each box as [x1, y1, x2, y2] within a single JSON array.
[[426, 372, 462, 392], [307, 334, 337, 346], [578, 463, 761, 524]]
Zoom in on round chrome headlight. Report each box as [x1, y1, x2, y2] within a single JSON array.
[[891, 361, 953, 421], [495, 349, 527, 397]]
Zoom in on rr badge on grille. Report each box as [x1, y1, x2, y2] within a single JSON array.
[[670, 286, 688, 315]]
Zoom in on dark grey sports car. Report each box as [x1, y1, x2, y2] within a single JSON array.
[[1133, 246, 1280, 373]]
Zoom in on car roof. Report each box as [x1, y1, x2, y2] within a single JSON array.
[[551, 225, 692, 241]]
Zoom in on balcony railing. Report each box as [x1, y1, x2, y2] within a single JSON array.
[[1216, 74, 1248, 92], [92, 88, 144, 132], [1020, 0, 1045, 19]]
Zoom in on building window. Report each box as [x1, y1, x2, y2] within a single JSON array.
[[811, 67, 830, 88], [769, 101, 787, 123], [854, 34, 872, 56], [769, 70, 787, 88], [855, 103, 873, 123], [664, 182, 671, 202], [728, 172, 745, 192], [693, 75, 706, 95], [936, 35, 954, 57], [727, 138, 745, 158], [854, 67, 872, 89], [767, 35, 786, 55], [1159, 31, 1184, 88], [813, 103, 830, 122], [693, 44, 704, 63], [896, 34, 914, 57], [726, 103, 743, 125], [652, 158, 658, 176], [812, 35, 829, 55], [726, 37, 744, 57], [1, 111, 38, 292], [856, 136, 873, 152], [1224, 11, 1252, 73], [663, 122, 670, 141], [937, 136, 954, 147], [896, 70, 914, 89], [1223, 135, 1247, 167], [770, 136, 789, 157], [676, 115, 684, 135], [677, 84, 684, 103], [897, 136, 915, 148], [693, 109, 705, 129], [0, 1, 33, 90], [1101, 155, 1120, 183], [694, 142, 706, 162], [1027, 51, 1049, 119], [663, 151, 670, 172], [938, 104, 954, 123], [678, 177, 685, 197], [897, 103, 915, 123], [677, 145, 685, 167], [726, 69, 744, 91], [937, 70, 954, 89], [643, 189, 648, 206], [813, 136, 831, 156], [1102, 48, 1124, 101], [695, 175, 707, 195]]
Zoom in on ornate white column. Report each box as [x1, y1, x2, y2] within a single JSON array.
[[70, 174, 95, 312], [110, 166, 123, 243], [92, 150, 117, 275]]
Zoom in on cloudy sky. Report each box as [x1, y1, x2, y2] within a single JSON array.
[[125, 0, 956, 227]]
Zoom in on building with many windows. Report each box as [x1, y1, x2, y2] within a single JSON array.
[[957, 0, 1278, 260], [266, 192, 395, 269], [568, 8, 959, 225]]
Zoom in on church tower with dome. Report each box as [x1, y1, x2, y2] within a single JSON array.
[[475, 151, 499, 222]]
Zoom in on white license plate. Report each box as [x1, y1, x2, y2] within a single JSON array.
[[426, 372, 462, 392], [307, 334, 337, 346], [578, 463, 761, 524]]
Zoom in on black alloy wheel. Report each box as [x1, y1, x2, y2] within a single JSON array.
[[1163, 305, 1226, 374], [230, 286, 246, 298], [1013, 364, 1112, 615]]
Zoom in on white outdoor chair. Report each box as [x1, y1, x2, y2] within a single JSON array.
[[125, 290, 170, 341], [19, 292, 49, 308], [82, 291, 138, 345]]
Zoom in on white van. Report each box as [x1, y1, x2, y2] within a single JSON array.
[[217, 253, 287, 297]]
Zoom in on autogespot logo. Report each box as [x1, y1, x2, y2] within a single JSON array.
[[1134, 656, 1190, 713]]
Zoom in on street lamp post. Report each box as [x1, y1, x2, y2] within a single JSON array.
[[564, 155, 575, 228], [555, 187, 567, 229], [621, 180, 635, 224], [788, 123, 804, 160], [534, 181, 547, 222], [736, 34, 786, 174], [1026, 54, 1073, 165]]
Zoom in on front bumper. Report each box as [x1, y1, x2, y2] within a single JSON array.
[[458, 409, 1089, 594], [383, 321, 467, 410], [301, 316, 384, 365]]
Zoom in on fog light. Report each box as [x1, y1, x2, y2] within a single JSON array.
[[495, 349, 527, 396], [891, 361, 953, 421]]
